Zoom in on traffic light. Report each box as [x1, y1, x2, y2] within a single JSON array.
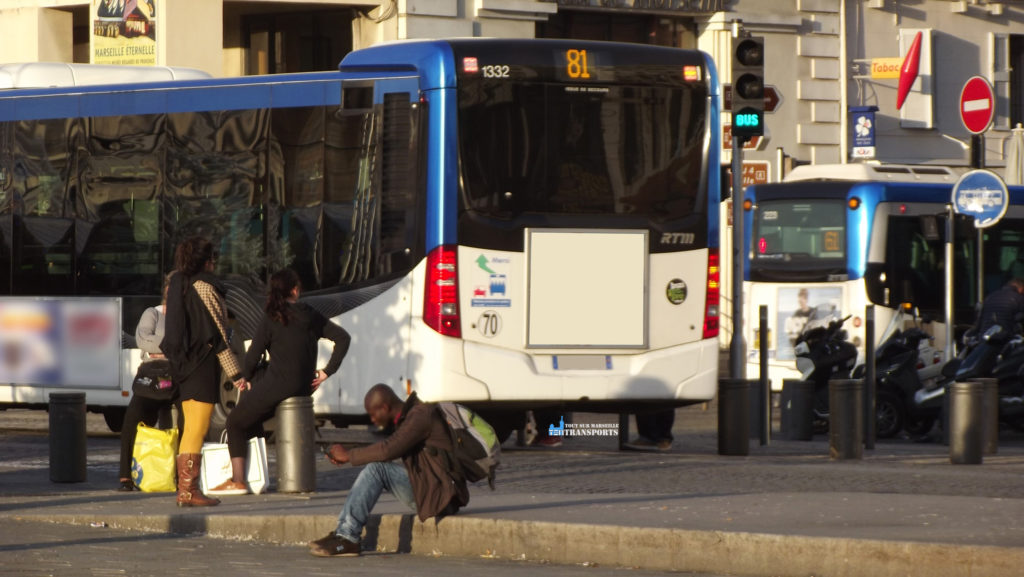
[[732, 36, 765, 139]]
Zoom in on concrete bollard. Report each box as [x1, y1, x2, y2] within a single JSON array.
[[782, 379, 815, 441], [949, 381, 984, 465], [49, 393, 87, 483], [718, 378, 751, 456], [970, 378, 998, 455], [275, 396, 316, 492], [828, 379, 863, 460]]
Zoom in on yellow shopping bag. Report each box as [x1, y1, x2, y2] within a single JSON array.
[[131, 423, 179, 492]]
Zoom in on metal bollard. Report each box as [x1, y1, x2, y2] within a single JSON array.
[[941, 383, 950, 446], [275, 396, 316, 492], [828, 379, 863, 460], [970, 378, 998, 455], [718, 378, 751, 456], [949, 381, 984, 465], [748, 389, 761, 440], [779, 381, 792, 435], [783, 379, 815, 441], [49, 393, 87, 483]]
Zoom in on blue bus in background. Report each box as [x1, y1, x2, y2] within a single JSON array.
[[743, 165, 1024, 397], [0, 39, 722, 438]]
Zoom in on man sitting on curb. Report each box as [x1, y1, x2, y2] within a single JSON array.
[[309, 384, 470, 557]]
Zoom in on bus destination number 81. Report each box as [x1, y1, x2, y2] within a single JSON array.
[[566, 49, 592, 79]]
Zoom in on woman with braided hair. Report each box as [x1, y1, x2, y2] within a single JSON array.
[[162, 236, 248, 507]]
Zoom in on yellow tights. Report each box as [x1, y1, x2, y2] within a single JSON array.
[[179, 400, 214, 454]]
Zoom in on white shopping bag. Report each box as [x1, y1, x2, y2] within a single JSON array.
[[200, 434, 269, 495]]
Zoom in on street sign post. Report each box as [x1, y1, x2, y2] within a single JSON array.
[[723, 125, 762, 151], [947, 168, 1008, 362], [960, 76, 995, 135], [952, 169, 1008, 228], [724, 85, 782, 113]]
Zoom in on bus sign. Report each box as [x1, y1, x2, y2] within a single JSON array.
[[952, 169, 1008, 228]]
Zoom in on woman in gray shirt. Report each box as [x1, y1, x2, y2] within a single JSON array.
[[117, 277, 181, 491]]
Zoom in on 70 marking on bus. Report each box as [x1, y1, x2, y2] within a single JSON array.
[[477, 311, 502, 338]]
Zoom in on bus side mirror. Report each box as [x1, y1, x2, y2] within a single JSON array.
[[720, 164, 732, 201], [920, 215, 940, 242]]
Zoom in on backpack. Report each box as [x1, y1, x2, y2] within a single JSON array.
[[436, 402, 500, 490]]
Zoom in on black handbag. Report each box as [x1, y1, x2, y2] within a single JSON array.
[[131, 359, 176, 401]]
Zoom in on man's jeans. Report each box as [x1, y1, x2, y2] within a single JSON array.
[[335, 462, 416, 543]]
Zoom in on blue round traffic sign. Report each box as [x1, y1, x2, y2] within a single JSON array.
[[952, 169, 1008, 228]]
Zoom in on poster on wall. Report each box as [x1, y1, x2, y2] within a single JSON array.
[[92, 0, 157, 66], [775, 287, 843, 361]]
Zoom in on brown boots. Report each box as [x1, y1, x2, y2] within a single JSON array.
[[176, 453, 220, 507]]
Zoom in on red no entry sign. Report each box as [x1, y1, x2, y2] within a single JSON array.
[[960, 76, 995, 134]]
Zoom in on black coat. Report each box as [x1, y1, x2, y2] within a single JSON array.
[[977, 284, 1024, 335], [162, 271, 234, 383], [241, 302, 351, 398]]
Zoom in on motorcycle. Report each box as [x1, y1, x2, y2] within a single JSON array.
[[852, 306, 946, 439], [914, 319, 1024, 432], [793, 312, 858, 430]]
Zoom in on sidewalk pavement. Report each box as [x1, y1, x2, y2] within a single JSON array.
[[3, 406, 1024, 577]]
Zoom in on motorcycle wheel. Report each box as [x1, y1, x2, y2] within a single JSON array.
[[875, 391, 905, 439], [903, 415, 936, 437]]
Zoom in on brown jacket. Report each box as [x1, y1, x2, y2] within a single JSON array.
[[348, 393, 470, 521]]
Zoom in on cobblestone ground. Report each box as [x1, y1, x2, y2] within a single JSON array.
[[5, 403, 1024, 500]]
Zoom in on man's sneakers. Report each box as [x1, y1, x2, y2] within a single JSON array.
[[308, 532, 361, 557], [624, 437, 672, 451]]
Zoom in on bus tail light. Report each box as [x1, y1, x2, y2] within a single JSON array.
[[424, 245, 461, 338], [704, 248, 720, 339]]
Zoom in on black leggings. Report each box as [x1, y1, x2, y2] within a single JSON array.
[[118, 396, 182, 479], [225, 387, 300, 458]]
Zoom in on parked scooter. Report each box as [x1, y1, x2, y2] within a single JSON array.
[[793, 312, 858, 430], [852, 306, 946, 438], [914, 319, 1024, 432]]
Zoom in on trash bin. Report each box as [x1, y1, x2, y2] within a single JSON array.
[[949, 381, 984, 465], [718, 378, 751, 456], [782, 379, 814, 441], [49, 393, 87, 483], [275, 396, 317, 492], [828, 379, 863, 460]]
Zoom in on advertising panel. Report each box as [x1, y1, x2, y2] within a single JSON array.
[[92, 0, 157, 66], [0, 298, 121, 388], [775, 287, 842, 361]]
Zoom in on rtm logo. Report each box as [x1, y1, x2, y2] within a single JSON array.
[[660, 232, 695, 245]]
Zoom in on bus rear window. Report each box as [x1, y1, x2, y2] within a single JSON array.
[[753, 199, 846, 267], [456, 80, 706, 221]]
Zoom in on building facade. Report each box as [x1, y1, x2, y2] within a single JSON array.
[[0, 0, 1023, 175]]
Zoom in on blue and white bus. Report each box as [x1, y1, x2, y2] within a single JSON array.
[[742, 164, 1024, 393], [0, 39, 722, 438]]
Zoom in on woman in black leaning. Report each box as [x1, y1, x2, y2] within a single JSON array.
[[162, 236, 248, 507], [210, 268, 351, 495]]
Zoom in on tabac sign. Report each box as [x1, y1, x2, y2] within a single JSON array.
[[543, 0, 723, 13]]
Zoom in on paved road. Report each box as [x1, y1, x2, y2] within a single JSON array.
[[8, 405, 1024, 500], [1, 518, 709, 577], [4, 404, 1024, 576]]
